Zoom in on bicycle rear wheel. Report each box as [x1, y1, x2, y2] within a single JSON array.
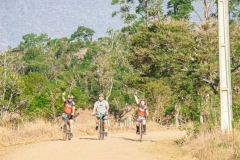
[[139, 122, 143, 142]]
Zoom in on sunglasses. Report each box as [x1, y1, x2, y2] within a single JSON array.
[[68, 98, 73, 99]]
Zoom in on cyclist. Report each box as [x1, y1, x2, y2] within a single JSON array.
[[91, 93, 109, 136], [62, 92, 75, 138], [134, 92, 149, 135]]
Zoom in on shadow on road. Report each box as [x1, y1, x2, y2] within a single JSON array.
[[109, 136, 157, 143], [78, 137, 98, 140], [49, 139, 70, 141]]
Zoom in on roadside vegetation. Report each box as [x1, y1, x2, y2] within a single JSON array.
[[1, 0, 240, 159]]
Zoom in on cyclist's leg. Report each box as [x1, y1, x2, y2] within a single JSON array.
[[61, 113, 66, 129], [61, 120, 64, 129], [142, 119, 146, 134], [103, 115, 108, 131], [103, 116, 108, 136], [95, 116, 99, 130], [69, 119, 74, 133], [136, 118, 140, 134], [61, 116, 65, 129]]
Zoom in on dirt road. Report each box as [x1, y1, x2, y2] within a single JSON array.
[[2, 130, 185, 160]]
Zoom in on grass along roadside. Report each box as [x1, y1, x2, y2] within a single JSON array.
[[0, 117, 166, 147], [3, 116, 240, 160], [182, 128, 240, 160], [144, 139, 193, 160], [144, 125, 240, 160], [0, 119, 62, 147]]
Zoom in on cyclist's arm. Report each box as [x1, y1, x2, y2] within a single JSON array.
[[92, 105, 97, 114], [71, 106, 75, 115], [106, 104, 109, 113], [62, 93, 66, 102], [134, 94, 139, 105], [145, 109, 149, 116]]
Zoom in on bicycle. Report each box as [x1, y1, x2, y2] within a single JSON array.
[[62, 113, 71, 141], [137, 116, 146, 142], [92, 113, 106, 140]]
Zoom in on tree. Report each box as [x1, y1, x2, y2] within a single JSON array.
[[129, 20, 221, 125], [19, 33, 50, 52], [193, 0, 216, 22], [111, 0, 164, 26], [70, 26, 95, 42], [167, 0, 194, 20], [229, 0, 240, 20], [0, 52, 25, 120]]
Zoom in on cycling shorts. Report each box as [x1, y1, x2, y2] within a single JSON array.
[[62, 113, 73, 120], [96, 115, 108, 120], [136, 116, 146, 122]]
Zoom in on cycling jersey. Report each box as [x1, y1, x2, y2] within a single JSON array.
[[94, 100, 109, 115], [63, 100, 75, 114], [138, 104, 147, 117]]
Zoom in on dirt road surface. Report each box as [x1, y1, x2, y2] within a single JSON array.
[[2, 130, 185, 160]]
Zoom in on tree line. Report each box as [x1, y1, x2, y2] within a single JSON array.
[[1, 0, 240, 130]]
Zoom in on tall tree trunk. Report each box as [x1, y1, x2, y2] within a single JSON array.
[[1, 52, 7, 120], [200, 115, 204, 123], [145, 0, 149, 26], [196, 0, 216, 21], [106, 77, 113, 101], [204, 0, 208, 20], [175, 103, 180, 128]]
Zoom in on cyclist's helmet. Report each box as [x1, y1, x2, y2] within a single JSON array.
[[68, 95, 74, 99], [99, 93, 104, 97]]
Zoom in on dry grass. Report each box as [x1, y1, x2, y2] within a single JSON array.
[[144, 139, 191, 160], [183, 128, 240, 160], [0, 119, 61, 147], [143, 122, 240, 160], [2, 114, 240, 160], [0, 114, 165, 149]]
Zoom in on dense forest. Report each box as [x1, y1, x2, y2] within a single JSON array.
[[1, 0, 240, 130]]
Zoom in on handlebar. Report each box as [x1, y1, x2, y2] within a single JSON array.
[[91, 113, 108, 116]]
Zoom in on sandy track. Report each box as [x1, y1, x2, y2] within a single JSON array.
[[2, 130, 185, 160]]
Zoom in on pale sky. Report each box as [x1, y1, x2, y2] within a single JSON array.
[[0, 0, 206, 51]]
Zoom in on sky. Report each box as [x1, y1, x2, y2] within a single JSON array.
[[0, 0, 205, 51], [0, 0, 125, 50]]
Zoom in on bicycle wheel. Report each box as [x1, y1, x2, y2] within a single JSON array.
[[67, 121, 71, 140], [98, 119, 101, 140], [139, 122, 143, 142], [101, 120, 104, 140], [62, 123, 67, 141]]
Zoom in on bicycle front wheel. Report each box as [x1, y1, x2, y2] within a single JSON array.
[[98, 119, 101, 140], [67, 122, 71, 140], [101, 120, 104, 140], [139, 122, 143, 142], [62, 123, 68, 141]]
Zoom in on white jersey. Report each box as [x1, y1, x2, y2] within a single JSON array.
[[94, 100, 109, 114]]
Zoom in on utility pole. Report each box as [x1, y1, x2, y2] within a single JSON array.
[[218, 0, 232, 133]]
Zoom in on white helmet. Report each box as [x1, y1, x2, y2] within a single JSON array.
[[68, 95, 74, 99]]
